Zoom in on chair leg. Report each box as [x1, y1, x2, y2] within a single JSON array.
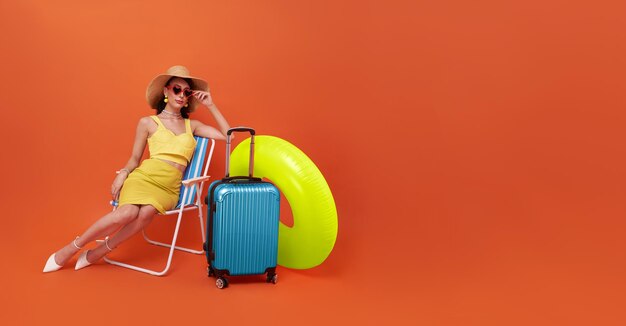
[[143, 232, 204, 254], [142, 209, 205, 254], [102, 211, 185, 276], [198, 200, 206, 244], [102, 255, 170, 276]]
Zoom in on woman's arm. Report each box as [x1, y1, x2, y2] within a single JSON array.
[[111, 117, 150, 199], [190, 90, 231, 140]]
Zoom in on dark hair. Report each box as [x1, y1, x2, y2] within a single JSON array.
[[155, 77, 194, 118]]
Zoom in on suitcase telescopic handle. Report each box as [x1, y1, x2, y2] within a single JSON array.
[[227, 127, 256, 136], [225, 127, 255, 178]]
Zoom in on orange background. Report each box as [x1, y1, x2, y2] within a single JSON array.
[[1, 0, 626, 324]]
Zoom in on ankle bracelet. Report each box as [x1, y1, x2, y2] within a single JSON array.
[[104, 236, 114, 252], [73, 236, 83, 249]]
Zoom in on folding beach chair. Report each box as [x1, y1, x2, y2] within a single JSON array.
[[103, 136, 215, 276]]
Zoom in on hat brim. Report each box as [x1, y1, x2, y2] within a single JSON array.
[[146, 73, 209, 112]]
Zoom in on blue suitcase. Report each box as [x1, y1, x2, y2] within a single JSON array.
[[204, 127, 280, 289]]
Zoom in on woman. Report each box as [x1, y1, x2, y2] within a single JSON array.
[[43, 65, 231, 272]]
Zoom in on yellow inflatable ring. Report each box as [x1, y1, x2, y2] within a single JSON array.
[[230, 135, 338, 269]]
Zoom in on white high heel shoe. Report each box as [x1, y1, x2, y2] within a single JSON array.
[[43, 254, 63, 273], [43, 236, 83, 273], [75, 236, 114, 271], [75, 251, 92, 270]]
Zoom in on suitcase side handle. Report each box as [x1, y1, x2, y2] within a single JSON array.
[[225, 127, 255, 178]]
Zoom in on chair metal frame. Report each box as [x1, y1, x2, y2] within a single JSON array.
[[103, 137, 215, 276]]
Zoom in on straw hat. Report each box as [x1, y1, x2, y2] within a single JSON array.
[[145, 65, 209, 112]]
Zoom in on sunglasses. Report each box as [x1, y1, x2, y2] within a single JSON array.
[[167, 85, 194, 98]]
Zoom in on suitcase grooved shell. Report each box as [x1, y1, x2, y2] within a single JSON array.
[[211, 183, 280, 275]]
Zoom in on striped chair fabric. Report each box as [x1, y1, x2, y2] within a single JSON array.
[[176, 136, 210, 208]]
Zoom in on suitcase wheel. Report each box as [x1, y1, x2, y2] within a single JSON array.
[[266, 274, 278, 284], [216, 277, 229, 289]]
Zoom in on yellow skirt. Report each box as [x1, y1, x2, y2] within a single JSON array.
[[118, 159, 182, 214]]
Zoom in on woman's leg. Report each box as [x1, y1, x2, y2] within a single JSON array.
[[85, 205, 158, 263], [52, 205, 141, 266]]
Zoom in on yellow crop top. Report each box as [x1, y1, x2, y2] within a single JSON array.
[[148, 116, 196, 166]]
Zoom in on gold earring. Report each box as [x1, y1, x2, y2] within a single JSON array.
[[164, 95, 168, 103], [185, 103, 189, 107]]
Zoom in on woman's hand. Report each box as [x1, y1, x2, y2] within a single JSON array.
[[189, 90, 230, 140], [192, 90, 214, 107], [111, 172, 128, 200]]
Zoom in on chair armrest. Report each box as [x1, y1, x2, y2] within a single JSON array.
[[182, 175, 211, 186]]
